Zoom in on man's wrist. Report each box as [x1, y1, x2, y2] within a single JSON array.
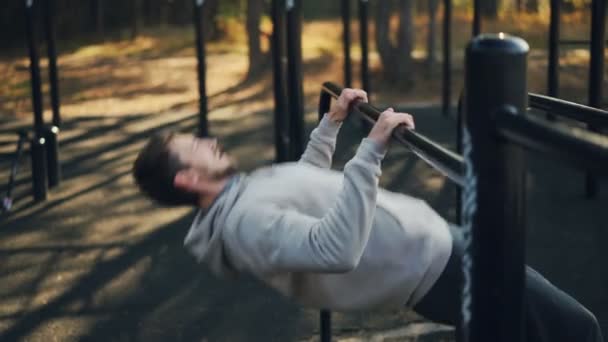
[[327, 111, 344, 123]]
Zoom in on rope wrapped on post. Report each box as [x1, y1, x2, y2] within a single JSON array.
[[321, 82, 466, 187]]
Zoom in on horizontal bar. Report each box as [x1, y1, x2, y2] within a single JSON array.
[[496, 108, 608, 175], [559, 39, 608, 46], [528, 93, 608, 127], [322, 82, 465, 186]]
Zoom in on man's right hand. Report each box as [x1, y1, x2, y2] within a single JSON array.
[[327, 88, 368, 123], [367, 108, 415, 147]]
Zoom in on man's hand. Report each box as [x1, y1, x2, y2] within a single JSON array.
[[327, 88, 368, 123], [368, 108, 415, 147]]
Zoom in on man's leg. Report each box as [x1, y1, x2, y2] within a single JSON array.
[[413, 225, 603, 342]]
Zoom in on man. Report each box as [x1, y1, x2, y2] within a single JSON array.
[[133, 89, 603, 341]]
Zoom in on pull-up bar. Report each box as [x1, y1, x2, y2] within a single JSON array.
[[320, 82, 465, 187]]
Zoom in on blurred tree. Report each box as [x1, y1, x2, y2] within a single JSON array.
[[526, 0, 540, 12], [132, 0, 143, 40], [481, 0, 501, 17], [426, 0, 439, 72], [376, 0, 414, 85], [246, 0, 267, 79]]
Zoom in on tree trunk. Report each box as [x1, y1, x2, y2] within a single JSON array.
[[246, 0, 265, 79], [426, 0, 439, 71], [481, 0, 501, 18], [376, 0, 414, 85], [204, 0, 221, 40], [131, 0, 143, 40], [526, 0, 540, 13], [93, 0, 104, 36]]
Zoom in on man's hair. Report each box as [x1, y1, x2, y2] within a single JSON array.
[[132, 132, 199, 206]]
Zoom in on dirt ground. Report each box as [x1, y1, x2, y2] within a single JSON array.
[[0, 19, 607, 342]]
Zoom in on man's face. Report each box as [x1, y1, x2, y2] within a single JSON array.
[[169, 134, 236, 180]]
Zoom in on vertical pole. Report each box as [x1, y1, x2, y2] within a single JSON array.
[[442, 0, 452, 117], [25, 0, 48, 201], [44, 0, 61, 187], [44, 0, 61, 128], [463, 34, 528, 342], [318, 89, 333, 342], [359, 0, 370, 95], [271, 0, 289, 162], [286, 0, 305, 160], [548, 0, 560, 99], [342, 0, 352, 88], [586, 0, 605, 199], [472, 0, 481, 37], [193, 0, 208, 137]]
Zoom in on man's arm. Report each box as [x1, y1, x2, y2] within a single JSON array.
[[298, 89, 368, 168], [230, 109, 415, 275]]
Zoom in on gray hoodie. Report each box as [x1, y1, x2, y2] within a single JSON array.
[[184, 115, 452, 311]]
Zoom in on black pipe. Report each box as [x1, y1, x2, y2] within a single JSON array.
[[442, 0, 452, 117], [271, 0, 290, 163], [497, 110, 608, 175], [472, 0, 481, 36], [286, 0, 305, 160], [44, 0, 61, 128], [320, 310, 331, 342], [342, 0, 352, 88], [2, 131, 28, 212], [463, 34, 528, 342], [322, 82, 465, 186], [548, 0, 560, 102], [359, 0, 370, 95], [25, 0, 48, 201], [44, 126, 61, 188], [193, 0, 208, 137], [528, 93, 608, 127], [586, 0, 606, 198]]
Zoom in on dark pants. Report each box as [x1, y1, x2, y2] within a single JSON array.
[[413, 225, 604, 342]]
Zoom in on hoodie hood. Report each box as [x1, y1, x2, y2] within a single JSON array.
[[183, 174, 246, 278]]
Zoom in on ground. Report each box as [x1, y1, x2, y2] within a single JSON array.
[[0, 17, 607, 341]]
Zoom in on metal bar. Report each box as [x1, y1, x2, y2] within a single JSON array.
[[286, 0, 305, 160], [44, 126, 61, 187], [2, 131, 28, 212], [528, 93, 608, 127], [548, 0, 560, 100], [359, 0, 370, 95], [25, 0, 48, 201], [497, 110, 608, 175], [342, 0, 352, 87], [463, 34, 528, 342], [559, 39, 608, 45], [442, 0, 452, 117], [44, 0, 61, 128], [322, 82, 465, 186], [193, 0, 208, 137], [472, 0, 481, 37], [271, 0, 289, 162], [320, 309, 331, 342], [586, 0, 606, 198]]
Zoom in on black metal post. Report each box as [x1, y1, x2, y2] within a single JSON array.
[[586, 0, 605, 199], [286, 0, 305, 160], [25, 0, 48, 201], [472, 0, 481, 36], [271, 0, 290, 163], [2, 131, 28, 212], [359, 0, 370, 95], [44, 0, 61, 128], [43, 0, 61, 187], [548, 0, 560, 100], [463, 34, 528, 342], [342, 0, 352, 88], [320, 309, 332, 342], [442, 0, 452, 117], [317, 90, 333, 342], [193, 0, 208, 137]]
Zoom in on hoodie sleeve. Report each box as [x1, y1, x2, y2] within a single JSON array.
[[298, 114, 343, 169], [233, 138, 387, 274]]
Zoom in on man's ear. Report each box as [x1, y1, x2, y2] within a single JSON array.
[[174, 169, 201, 193]]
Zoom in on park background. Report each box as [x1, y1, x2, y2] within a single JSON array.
[[1, 0, 607, 341]]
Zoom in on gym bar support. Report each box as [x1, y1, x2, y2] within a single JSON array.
[[463, 34, 528, 342], [193, 0, 208, 137]]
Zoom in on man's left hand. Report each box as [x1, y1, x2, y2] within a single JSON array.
[[327, 88, 368, 123]]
